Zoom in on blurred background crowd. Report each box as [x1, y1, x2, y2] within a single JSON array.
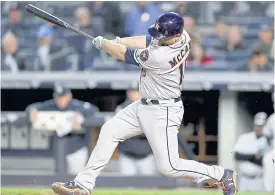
[[1, 1, 274, 72]]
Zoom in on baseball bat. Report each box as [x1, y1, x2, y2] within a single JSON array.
[[25, 4, 95, 40]]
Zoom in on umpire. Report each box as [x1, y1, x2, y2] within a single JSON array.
[[115, 88, 157, 176], [25, 84, 99, 174]]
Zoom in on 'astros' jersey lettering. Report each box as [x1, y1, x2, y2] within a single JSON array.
[[134, 30, 191, 99]]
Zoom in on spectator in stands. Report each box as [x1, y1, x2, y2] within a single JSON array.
[[183, 16, 200, 43], [124, 1, 162, 36], [37, 23, 79, 71], [240, 50, 272, 72], [253, 25, 274, 61], [187, 43, 213, 66], [37, 24, 54, 71], [1, 31, 27, 72], [234, 112, 269, 192], [116, 88, 157, 176], [216, 25, 246, 51], [174, 2, 199, 20], [202, 19, 227, 49], [26, 85, 99, 174], [74, 7, 103, 37], [5, 3, 27, 35], [87, 2, 123, 37], [73, 7, 101, 70], [9, 5, 22, 25], [215, 20, 228, 42]]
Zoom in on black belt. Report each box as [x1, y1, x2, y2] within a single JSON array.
[[141, 97, 181, 105]]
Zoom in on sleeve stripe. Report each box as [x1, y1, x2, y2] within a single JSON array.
[[134, 49, 138, 62], [133, 49, 143, 68]]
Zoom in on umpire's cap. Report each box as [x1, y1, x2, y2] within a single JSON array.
[[148, 12, 184, 40], [53, 84, 71, 97]]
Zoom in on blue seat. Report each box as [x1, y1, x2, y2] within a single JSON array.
[[246, 23, 261, 29], [206, 49, 227, 61], [226, 50, 251, 62], [229, 61, 247, 71], [243, 31, 258, 40], [243, 39, 255, 46], [201, 61, 230, 71], [185, 65, 201, 71], [202, 36, 225, 48], [224, 16, 267, 25]]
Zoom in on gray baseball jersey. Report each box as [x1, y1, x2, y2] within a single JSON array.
[[74, 30, 225, 193], [134, 30, 191, 99]]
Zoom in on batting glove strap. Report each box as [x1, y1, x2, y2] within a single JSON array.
[[92, 36, 104, 50]]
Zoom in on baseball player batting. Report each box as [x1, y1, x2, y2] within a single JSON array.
[[52, 12, 238, 195]]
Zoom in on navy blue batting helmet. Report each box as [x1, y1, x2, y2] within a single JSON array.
[[148, 12, 184, 40]]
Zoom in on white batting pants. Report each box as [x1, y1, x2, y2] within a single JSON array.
[[74, 99, 225, 192], [119, 153, 157, 176]]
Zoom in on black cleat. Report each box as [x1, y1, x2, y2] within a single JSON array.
[[51, 181, 90, 195]]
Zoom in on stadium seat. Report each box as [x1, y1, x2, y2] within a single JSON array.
[[243, 29, 259, 40], [201, 61, 230, 71], [205, 49, 227, 61], [226, 50, 252, 62], [185, 65, 201, 71], [230, 61, 248, 71], [202, 36, 225, 48]]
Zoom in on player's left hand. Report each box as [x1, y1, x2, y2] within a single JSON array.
[[92, 36, 104, 50]]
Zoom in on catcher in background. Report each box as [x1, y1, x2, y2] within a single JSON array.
[[233, 112, 269, 192]]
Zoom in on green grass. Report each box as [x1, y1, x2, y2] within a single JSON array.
[[0, 188, 273, 195]]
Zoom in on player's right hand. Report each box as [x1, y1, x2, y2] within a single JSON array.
[[92, 36, 104, 50]]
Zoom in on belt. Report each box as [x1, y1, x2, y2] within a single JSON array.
[[141, 97, 181, 105]]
